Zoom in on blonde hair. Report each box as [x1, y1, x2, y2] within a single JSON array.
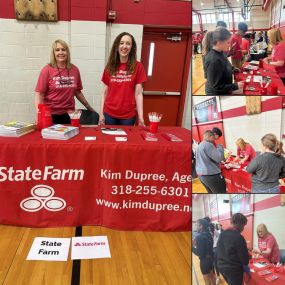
[[268, 28, 284, 46], [49, 39, 72, 69], [236, 138, 247, 150], [261, 133, 278, 152], [256, 223, 269, 237]]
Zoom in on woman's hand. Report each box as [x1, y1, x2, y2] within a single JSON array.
[[138, 117, 145, 126], [99, 114, 105, 125]]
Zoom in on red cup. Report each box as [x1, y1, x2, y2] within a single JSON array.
[[149, 121, 159, 134], [71, 118, 80, 127], [259, 60, 263, 69]]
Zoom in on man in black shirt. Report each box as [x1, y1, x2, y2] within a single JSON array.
[[216, 213, 250, 285]]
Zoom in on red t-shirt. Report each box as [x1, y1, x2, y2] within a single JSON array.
[[35, 64, 83, 114], [258, 234, 280, 263], [230, 33, 243, 59], [271, 42, 285, 78], [101, 61, 146, 119], [237, 143, 256, 162], [242, 39, 250, 53]]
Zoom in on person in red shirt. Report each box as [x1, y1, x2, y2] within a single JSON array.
[[263, 28, 285, 85], [100, 32, 146, 126], [35, 39, 94, 124], [242, 34, 251, 62], [252, 223, 280, 264], [229, 22, 248, 69], [234, 138, 256, 164]]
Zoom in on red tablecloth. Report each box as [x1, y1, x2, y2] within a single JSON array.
[[247, 258, 285, 285], [0, 126, 191, 231], [222, 166, 285, 193], [236, 63, 285, 95]]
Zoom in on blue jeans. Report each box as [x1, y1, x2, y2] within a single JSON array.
[[104, 112, 136, 126], [252, 185, 280, 193]]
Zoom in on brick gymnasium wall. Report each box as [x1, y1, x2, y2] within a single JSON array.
[[0, 0, 191, 125]]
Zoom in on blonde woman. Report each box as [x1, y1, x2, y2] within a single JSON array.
[[252, 224, 280, 264], [35, 39, 94, 124], [233, 138, 256, 164], [263, 28, 285, 84], [247, 134, 285, 193]]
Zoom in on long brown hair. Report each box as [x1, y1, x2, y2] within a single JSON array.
[[106, 32, 137, 75], [268, 28, 284, 46], [261, 133, 278, 152], [202, 27, 231, 56], [49, 39, 72, 69]]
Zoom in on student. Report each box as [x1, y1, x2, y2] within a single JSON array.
[[242, 34, 251, 62], [35, 39, 94, 124], [263, 28, 285, 85], [203, 28, 244, 95], [100, 32, 146, 126], [216, 21, 227, 28], [193, 218, 216, 285], [217, 213, 250, 285], [233, 138, 256, 164], [246, 133, 285, 193], [252, 224, 280, 264], [195, 130, 226, 193], [229, 22, 248, 69]]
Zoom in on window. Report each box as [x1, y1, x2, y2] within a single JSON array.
[[192, 14, 198, 24]]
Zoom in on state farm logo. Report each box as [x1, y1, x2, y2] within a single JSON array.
[[20, 185, 66, 212], [74, 242, 106, 247]]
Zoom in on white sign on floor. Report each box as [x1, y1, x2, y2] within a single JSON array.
[[26, 237, 71, 261], [71, 236, 111, 260]]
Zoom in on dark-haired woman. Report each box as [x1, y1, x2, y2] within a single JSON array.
[[193, 219, 216, 285], [203, 28, 244, 95], [246, 133, 285, 193], [100, 32, 146, 126]]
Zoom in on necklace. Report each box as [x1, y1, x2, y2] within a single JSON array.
[[56, 65, 71, 85]]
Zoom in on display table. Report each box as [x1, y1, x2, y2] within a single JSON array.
[[0, 126, 191, 231], [236, 63, 285, 95], [248, 258, 285, 285], [222, 166, 285, 193]]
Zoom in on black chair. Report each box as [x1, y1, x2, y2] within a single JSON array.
[[280, 249, 285, 264], [79, 109, 99, 125]]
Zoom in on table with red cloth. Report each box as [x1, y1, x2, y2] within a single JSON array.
[[235, 62, 285, 95], [221, 165, 285, 193], [247, 258, 285, 285], [0, 126, 191, 231]]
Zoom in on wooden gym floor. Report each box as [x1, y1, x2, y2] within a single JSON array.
[[192, 178, 207, 193], [0, 225, 191, 285], [192, 54, 206, 95]]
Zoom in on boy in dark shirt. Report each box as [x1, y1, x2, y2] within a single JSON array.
[[217, 213, 250, 285]]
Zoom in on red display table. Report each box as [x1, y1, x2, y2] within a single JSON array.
[[247, 258, 285, 285], [236, 63, 285, 95], [222, 166, 285, 193], [0, 126, 191, 231]]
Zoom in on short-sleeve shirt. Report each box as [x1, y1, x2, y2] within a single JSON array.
[[242, 39, 250, 53], [237, 143, 256, 162], [35, 64, 83, 114], [271, 42, 285, 78], [230, 34, 243, 59], [258, 234, 280, 263], [101, 61, 146, 119]]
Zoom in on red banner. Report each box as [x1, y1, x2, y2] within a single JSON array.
[[0, 127, 191, 231]]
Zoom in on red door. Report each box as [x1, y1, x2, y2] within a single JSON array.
[[141, 29, 190, 126]]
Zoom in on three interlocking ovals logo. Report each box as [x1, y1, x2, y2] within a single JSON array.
[[20, 185, 66, 212]]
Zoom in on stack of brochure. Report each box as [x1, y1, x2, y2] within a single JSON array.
[[0, 121, 36, 137], [41, 124, 79, 140], [101, 128, 127, 135], [161, 133, 183, 142], [141, 131, 158, 141]]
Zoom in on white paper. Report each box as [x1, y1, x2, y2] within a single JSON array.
[[101, 128, 127, 135], [26, 237, 71, 261], [71, 236, 111, 260], [85, 136, 96, 141], [253, 76, 263, 83], [253, 262, 267, 268], [115, 136, 127, 142]]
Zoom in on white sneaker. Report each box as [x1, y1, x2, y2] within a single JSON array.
[[216, 277, 220, 285]]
